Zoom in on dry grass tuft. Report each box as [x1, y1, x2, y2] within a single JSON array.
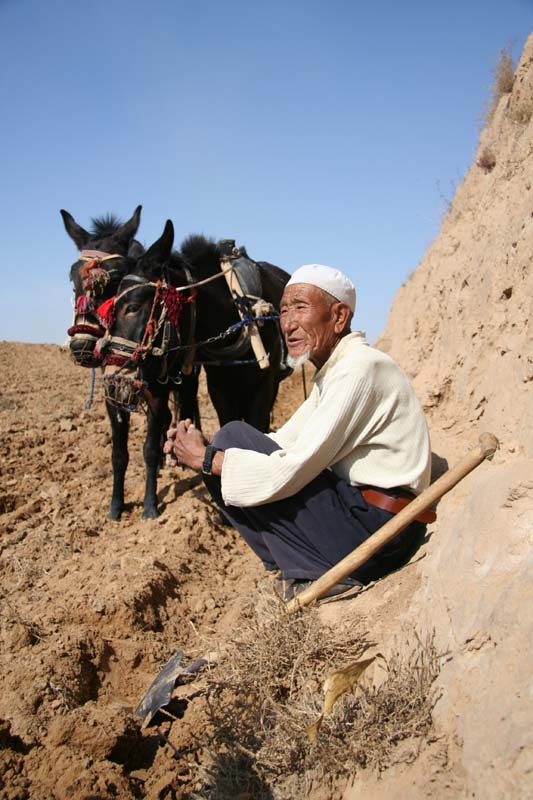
[[195, 586, 440, 799], [481, 45, 516, 127], [477, 147, 496, 173], [313, 632, 440, 774]]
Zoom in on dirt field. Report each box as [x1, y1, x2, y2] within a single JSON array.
[[0, 344, 265, 795], [0, 343, 369, 798], [1, 343, 449, 800]]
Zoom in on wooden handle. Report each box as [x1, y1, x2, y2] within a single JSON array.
[[221, 258, 270, 369], [285, 432, 500, 613]]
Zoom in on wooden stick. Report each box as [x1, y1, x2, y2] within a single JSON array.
[[285, 432, 499, 614], [220, 257, 270, 370]]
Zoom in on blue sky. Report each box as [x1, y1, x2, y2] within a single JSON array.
[[0, 0, 531, 344]]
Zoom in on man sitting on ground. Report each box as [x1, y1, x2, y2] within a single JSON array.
[[165, 264, 432, 602]]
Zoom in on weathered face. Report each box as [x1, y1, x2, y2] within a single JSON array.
[[279, 283, 347, 370]]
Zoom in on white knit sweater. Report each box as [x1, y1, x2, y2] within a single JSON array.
[[221, 332, 431, 507]]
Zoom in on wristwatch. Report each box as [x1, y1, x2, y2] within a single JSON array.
[[202, 444, 221, 476]]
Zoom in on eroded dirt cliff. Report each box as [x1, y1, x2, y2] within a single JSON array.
[[368, 33, 533, 800]]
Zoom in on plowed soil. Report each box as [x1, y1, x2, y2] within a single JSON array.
[[0, 342, 304, 799]]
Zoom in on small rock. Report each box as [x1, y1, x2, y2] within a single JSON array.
[[59, 419, 76, 432]]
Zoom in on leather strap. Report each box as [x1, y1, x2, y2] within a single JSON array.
[[79, 250, 123, 261], [202, 445, 220, 476], [361, 488, 436, 524]]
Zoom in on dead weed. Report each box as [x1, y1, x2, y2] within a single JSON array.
[[481, 44, 515, 127], [195, 586, 440, 799]]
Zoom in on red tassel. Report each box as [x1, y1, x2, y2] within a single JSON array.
[[97, 297, 116, 328], [162, 285, 188, 327], [76, 295, 94, 314]]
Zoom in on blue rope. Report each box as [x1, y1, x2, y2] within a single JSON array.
[[169, 311, 280, 354], [224, 311, 280, 334], [195, 357, 267, 366], [86, 368, 96, 410]]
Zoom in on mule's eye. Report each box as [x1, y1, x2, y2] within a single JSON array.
[[125, 303, 140, 314]]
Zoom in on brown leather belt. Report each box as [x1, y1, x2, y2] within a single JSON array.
[[361, 489, 436, 524]]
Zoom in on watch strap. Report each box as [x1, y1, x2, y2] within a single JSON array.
[[202, 444, 220, 475]]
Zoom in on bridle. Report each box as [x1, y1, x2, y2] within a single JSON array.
[[87, 256, 281, 410], [68, 249, 124, 340], [96, 261, 248, 369], [98, 274, 197, 411], [97, 276, 195, 367]]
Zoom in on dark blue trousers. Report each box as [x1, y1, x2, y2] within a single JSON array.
[[203, 421, 424, 584]]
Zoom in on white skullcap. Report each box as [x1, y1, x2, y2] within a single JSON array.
[[286, 264, 356, 313]]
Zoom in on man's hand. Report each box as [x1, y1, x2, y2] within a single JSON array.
[[164, 419, 207, 472]]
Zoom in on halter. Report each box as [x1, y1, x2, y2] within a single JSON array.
[[78, 250, 124, 288], [68, 250, 125, 338], [97, 277, 194, 367], [80, 249, 123, 261]]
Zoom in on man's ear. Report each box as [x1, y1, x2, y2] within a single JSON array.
[[334, 303, 352, 333]]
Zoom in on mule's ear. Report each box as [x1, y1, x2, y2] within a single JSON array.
[[115, 204, 142, 245], [144, 220, 175, 263], [60, 209, 91, 250], [127, 239, 145, 259]]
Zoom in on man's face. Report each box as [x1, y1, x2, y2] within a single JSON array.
[[280, 283, 343, 369]]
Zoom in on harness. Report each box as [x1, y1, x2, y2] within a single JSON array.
[[99, 257, 281, 368], [98, 250, 284, 411], [199, 251, 265, 363], [96, 275, 195, 366]]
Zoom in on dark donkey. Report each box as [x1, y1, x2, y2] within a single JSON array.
[[179, 230, 290, 431], [98, 220, 290, 518], [62, 207, 199, 519]]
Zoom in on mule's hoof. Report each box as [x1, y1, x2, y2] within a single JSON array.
[[142, 506, 159, 520], [109, 505, 124, 521]]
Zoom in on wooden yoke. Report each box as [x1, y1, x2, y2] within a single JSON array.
[[285, 433, 500, 614], [220, 256, 270, 370]]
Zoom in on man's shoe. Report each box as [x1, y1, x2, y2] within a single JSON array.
[[313, 579, 364, 604], [274, 576, 295, 602], [275, 577, 363, 604]]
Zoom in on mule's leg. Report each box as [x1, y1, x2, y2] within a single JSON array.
[[106, 401, 130, 520], [241, 373, 281, 432], [204, 366, 242, 427], [177, 369, 201, 428], [142, 396, 171, 519], [243, 335, 286, 431]]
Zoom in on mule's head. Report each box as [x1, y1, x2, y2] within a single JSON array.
[[98, 221, 192, 409], [62, 206, 142, 367]]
